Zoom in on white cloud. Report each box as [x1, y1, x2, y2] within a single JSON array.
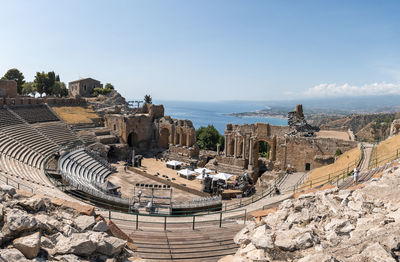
[[303, 82, 400, 98]]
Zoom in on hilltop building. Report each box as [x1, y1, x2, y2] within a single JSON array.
[[68, 78, 102, 98], [0, 79, 17, 98]]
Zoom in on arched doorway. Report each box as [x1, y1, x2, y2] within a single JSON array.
[[258, 141, 271, 159], [159, 128, 170, 149], [257, 140, 271, 173], [127, 132, 138, 148]]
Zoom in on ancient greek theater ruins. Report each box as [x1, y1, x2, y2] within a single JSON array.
[[1, 79, 400, 261]]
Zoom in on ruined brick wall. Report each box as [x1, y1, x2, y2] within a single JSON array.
[[219, 119, 358, 175], [277, 137, 358, 172], [0, 80, 17, 98], [157, 116, 196, 149], [104, 105, 198, 156], [1, 96, 86, 106]]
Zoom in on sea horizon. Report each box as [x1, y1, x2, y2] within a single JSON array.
[[152, 100, 288, 134]]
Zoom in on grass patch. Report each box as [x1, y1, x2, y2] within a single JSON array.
[[52, 106, 99, 124], [302, 147, 361, 189]]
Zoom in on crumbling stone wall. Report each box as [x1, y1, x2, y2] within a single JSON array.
[[0, 79, 17, 98], [218, 105, 357, 179], [0, 97, 86, 106], [104, 104, 198, 156], [287, 104, 320, 136]]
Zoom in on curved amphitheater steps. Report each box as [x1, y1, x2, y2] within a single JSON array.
[[130, 224, 243, 261]]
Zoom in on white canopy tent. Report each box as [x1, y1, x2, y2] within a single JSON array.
[[213, 172, 233, 181], [194, 168, 212, 174], [178, 168, 196, 178], [195, 174, 215, 180], [166, 160, 183, 169]]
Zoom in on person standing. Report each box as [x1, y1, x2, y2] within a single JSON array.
[[353, 167, 359, 183]]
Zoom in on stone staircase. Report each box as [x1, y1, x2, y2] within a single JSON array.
[[205, 162, 247, 176], [130, 223, 242, 261]]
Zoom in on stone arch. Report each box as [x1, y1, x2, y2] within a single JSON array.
[[127, 132, 139, 148], [251, 138, 276, 167], [159, 128, 170, 149]]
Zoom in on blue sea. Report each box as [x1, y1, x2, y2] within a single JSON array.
[[155, 100, 287, 134]]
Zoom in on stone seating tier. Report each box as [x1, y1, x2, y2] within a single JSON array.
[[10, 104, 60, 123]]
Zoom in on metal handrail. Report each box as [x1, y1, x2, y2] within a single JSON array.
[[293, 144, 364, 192]]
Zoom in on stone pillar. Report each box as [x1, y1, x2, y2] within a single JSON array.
[[248, 138, 253, 170], [179, 133, 184, 146], [224, 135, 227, 156], [169, 129, 174, 145], [234, 136, 237, 158], [271, 136, 277, 161], [186, 134, 191, 147], [217, 144, 220, 155], [174, 132, 179, 145], [242, 136, 246, 160]]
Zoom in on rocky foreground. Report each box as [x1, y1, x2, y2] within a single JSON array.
[[0, 186, 140, 261], [223, 162, 400, 262]]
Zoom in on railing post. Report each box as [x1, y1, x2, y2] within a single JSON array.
[[18, 183, 20, 190], [219, 212, 222, 228], [136, 214, 139, 230], [243, 209, 247, 224], [6, 177, 8, 185], [108, 210, 111, 220], [164, 216, 167, 231], [192, 215, 195, 230]]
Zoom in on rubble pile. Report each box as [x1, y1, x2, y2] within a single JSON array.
[[0, 186, 140, 261], [287, 104, 320, 136], [224, 162, 400, 261]]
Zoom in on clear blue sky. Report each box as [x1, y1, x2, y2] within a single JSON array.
[[1, 0, 400, 101]]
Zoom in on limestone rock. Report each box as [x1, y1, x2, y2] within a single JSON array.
[[97, 235, 127, 256], [218, 255, 244, 262], [298, 253, 339, 262], [73, 215, 96, 231], [54, 232, 97, 256], [13, 231, 41, 259], [18, 198, 46, 212], [0, 185, 17, 197], [274, 230, 297, 251], [248, 225, 273, 249], [53, 254, 82, 262], [36, 214, 63, 234], [233, 226, 251, 245], [236, 243, 256, 257], [6, 209, 37, 232], [0, 248, 28, 261], [359, 243, 395, 262], [92, 220, 110, 232]]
